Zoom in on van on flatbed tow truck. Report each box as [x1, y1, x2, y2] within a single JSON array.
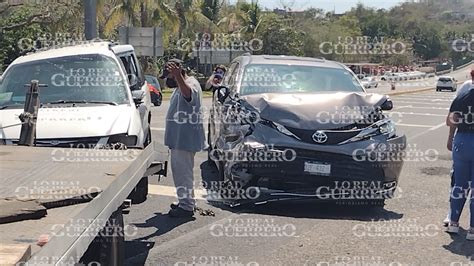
[[0, 42, 167, 265]]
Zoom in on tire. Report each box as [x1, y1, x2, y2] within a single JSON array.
[[80, 209, 124, 265], [217, 160, 225, 182], [157, 93, 162, 106], [128, 176, 148, 204], [144, 127, 151, 147], [126, 126, 151, 204]]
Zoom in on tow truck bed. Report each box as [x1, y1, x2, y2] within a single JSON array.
[[0, 143, 160, 265]]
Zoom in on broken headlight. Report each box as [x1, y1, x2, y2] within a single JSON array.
[[379, 120, 396, 137], [260, 119, 301, 140], [96, 134, 137, 149], [339, 119, 395, 144]]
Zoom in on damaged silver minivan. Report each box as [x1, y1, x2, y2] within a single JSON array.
[[208, 55, 406, 206]]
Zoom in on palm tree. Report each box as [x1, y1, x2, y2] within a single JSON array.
[[97, 0, 179, 39], [173, 0, 217, 38], [238, 0, 263, 37]]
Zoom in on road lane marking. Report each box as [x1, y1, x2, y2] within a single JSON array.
[[395, 95, 455, 99], [149, 184, 207, 200], [395, 123, 434, 128], [392, 106, 448, 110], [391, 112, 445, 117], [395, 95, 454, 100], [392, 100, 449, 105], [408, 122, 446, 141], [428, 123, 446, 131]]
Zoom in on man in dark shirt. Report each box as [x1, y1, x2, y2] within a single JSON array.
[[446, 86, 474, 240]]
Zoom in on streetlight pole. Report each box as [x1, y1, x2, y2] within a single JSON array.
[[84, 0, 97, 40]]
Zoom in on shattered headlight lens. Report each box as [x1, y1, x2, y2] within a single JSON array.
[[260, 120, 301, 140], [379, 120, 396, 137], [339, 119, 395, 144]]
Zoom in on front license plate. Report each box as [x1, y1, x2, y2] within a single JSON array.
[[304, 162, 331, 175]]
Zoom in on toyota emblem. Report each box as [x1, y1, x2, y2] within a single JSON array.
[[312, 131, 328, 144]]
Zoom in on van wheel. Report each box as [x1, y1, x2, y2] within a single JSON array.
[[217, 160, 225, 181], [80, 209, 124, 265], [144, 127, 151, 147], [128, 177, 148, 204]]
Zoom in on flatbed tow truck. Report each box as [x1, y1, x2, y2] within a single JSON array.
[[0, 81, 167, 265]]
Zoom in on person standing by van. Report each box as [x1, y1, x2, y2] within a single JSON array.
[[160, 59, 206, 218]]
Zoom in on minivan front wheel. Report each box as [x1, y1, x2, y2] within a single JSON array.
[[128, 176, 148, 204]]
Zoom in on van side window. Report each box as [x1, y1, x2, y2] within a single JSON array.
[[119, 54, 140, 90]]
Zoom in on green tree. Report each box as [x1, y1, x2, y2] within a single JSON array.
[[257, 13, 305, 56]]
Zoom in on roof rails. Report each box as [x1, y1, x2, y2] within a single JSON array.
[[25, 39, 115, 55], [262, 55, 325, 62]]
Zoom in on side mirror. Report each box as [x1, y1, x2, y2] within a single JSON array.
[[215, 86, 230, 104], [131, 90, 145, 105], [381, 98, 393, 111]]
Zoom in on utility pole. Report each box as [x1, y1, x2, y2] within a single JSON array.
[[84, 0, 97, 40]]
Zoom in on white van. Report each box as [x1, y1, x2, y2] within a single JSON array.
[[0, 42, 152, 148]]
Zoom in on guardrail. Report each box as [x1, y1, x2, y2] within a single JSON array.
[[453, 59, 473, 71]]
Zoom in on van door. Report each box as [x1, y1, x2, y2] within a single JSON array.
[[116, 52, 151, 146]]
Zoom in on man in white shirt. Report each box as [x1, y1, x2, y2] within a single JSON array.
[[457, 69, 474, 96], [160, 59, 206, 218]]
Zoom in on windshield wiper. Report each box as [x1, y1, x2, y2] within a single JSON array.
[[43, 100, 118, 106], [0, 104, 24, 110]]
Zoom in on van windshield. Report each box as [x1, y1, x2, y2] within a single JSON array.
[[0, 54, 129, 108]]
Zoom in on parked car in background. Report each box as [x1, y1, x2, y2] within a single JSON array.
[[145, 74, 162, 106], [381, 72, 407, 81], [436, 76, 457, 92], [208, 55, 406, 206]]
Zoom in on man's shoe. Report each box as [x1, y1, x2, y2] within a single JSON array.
[[467, 228, 474, 241], [446, 222, 459, 234], [168, 206, 194, 218], [170, 203, 196, 211]]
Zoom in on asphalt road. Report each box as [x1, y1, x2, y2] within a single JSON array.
[[123, 66, 474, 266]]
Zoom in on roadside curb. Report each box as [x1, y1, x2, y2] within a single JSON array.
[[385, 87, 434, 96], [385, 80, 466, 96]]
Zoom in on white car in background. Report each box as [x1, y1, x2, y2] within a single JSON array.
[[360, 76, 379, 88], [381, 72, 407, 81], [436, 76, 457, 92]]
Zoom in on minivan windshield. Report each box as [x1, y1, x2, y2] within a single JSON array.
[[239, 64, 364, 95], [0, 54, 129, 108]]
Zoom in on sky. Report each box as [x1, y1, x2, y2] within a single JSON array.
[[230, 0, 407, 13]]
